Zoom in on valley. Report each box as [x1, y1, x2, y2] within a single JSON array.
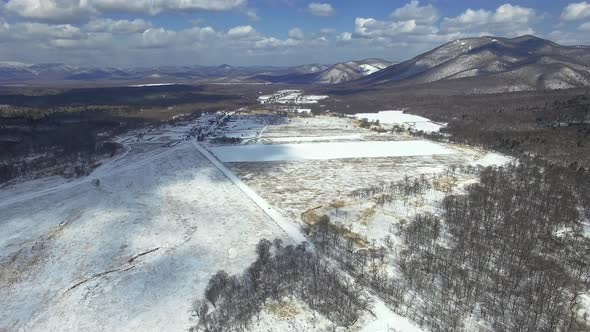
[[2, 103, 553, 331], [1, 22, 590, 331]]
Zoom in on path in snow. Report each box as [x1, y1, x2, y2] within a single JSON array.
[[192, 140, 308, 244]]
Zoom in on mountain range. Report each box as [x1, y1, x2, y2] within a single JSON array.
[[358, 35, 590, 92], [1, 35, 589, 93]]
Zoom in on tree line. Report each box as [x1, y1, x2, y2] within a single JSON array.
[[190, 239, 370, 332]]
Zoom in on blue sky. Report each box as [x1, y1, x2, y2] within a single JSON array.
[[1, 1, 590, 67]]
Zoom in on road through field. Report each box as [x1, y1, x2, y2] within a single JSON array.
[[191, 140, 308, 245]]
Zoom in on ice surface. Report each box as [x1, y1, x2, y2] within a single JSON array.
[[209, 140, 455, 162]]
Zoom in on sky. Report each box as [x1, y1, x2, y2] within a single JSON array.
[[1, 0, 590, 67]]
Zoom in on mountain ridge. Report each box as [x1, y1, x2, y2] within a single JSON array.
[[357, 35, 590, 92]]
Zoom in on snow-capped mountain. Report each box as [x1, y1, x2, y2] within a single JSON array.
[[291, 63, 330, 74], [252, 58, 393, 84], [314, 59, 393, 84], [359, 35, 590, 92]]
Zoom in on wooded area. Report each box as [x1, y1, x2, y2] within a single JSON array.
[[194, 87, 590, 331]]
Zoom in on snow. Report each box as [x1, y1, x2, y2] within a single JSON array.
[[209, 140, 455, 162], [128, 83, 178, 87], [359, 63, 380, 75], [578, 294, 590, 327], [354, 110, 446, 133], [471, 152, 512, 167], [193, 141, 308, 244], [269, 134, 363, 143], [247, 298, 334, 332], [1, 111, 515, 331], [358, 298, 425, 332], [0, 141, 289, 331], [258, 90, 329, 104]]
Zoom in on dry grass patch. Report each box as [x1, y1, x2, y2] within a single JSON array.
[[267, 299, 301, 320], [359, 206, 376, 226], [434, 175, 458, 193]]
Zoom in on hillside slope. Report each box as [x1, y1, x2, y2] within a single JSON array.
[[252, 58, 393, 84], [360, 35, 590, 92]]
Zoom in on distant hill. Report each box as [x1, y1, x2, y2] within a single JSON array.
[[0, 62, 289, 84], [314, 59, 393, 84], [252, 58, 393, 84], [358, 35, 590, 92]]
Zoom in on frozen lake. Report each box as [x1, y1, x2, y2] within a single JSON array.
[[209, 140, 455, 162]]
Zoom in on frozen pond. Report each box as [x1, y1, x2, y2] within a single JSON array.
[[209, 140, 455, 162]]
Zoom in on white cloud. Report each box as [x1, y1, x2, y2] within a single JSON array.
[[47, 33, 112, 49], [288, 27, 304, 40], [91, 0, 247, 15], [579, 22, 590, 30], [4, 0, 249, 22], [227, 25, 256, 38], [254, 37, 299, 50], [561, 1, 590, 21], [337, 32, 352, 42], [308, 2, 335, 17], [493, 4, 535, 24], [181, 26, 217, 40], [354, 17, 435, 38], [140, 28, 176, 48], [444, 9, 489, 26], [4, 0, 95, 23], [441, 4, 537, 36], [548, 29, 590, 45], [84, 18, 151, 34], [244, 8, 259, 21], [1, 21, 85, 41], [391, 0, 438, 24]]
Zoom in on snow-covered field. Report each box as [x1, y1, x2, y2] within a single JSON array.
[[223, 115, 509, 226], [210, 140, 455, 162], [354, 110, 446, 133], [0, 142, 290, 331], [0, 111, 514, 332], [258, 90, 329, 105]]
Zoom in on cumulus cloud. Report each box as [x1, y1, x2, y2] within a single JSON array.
[[4, 0, 250, 22], [548, 29, 590, 45], [91, 0, 247, 15], [84, 18, 151, 34], [355, 18, 420, 38], [47, 33, 112, 49], [579, 22, 590, 30], [308, 3, 335, 17], [441, 4, 537, 36], [227, 25, 256, 38], [390, 0, 439, 24], [288, 27, 304, 40], [0, 21, 85, 41], [253, 37, 299, 50], [561, 1, 590, 21], [4, 0, 95, 23], [337, 32, 352, 42], [140, 28, 176, 48]]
